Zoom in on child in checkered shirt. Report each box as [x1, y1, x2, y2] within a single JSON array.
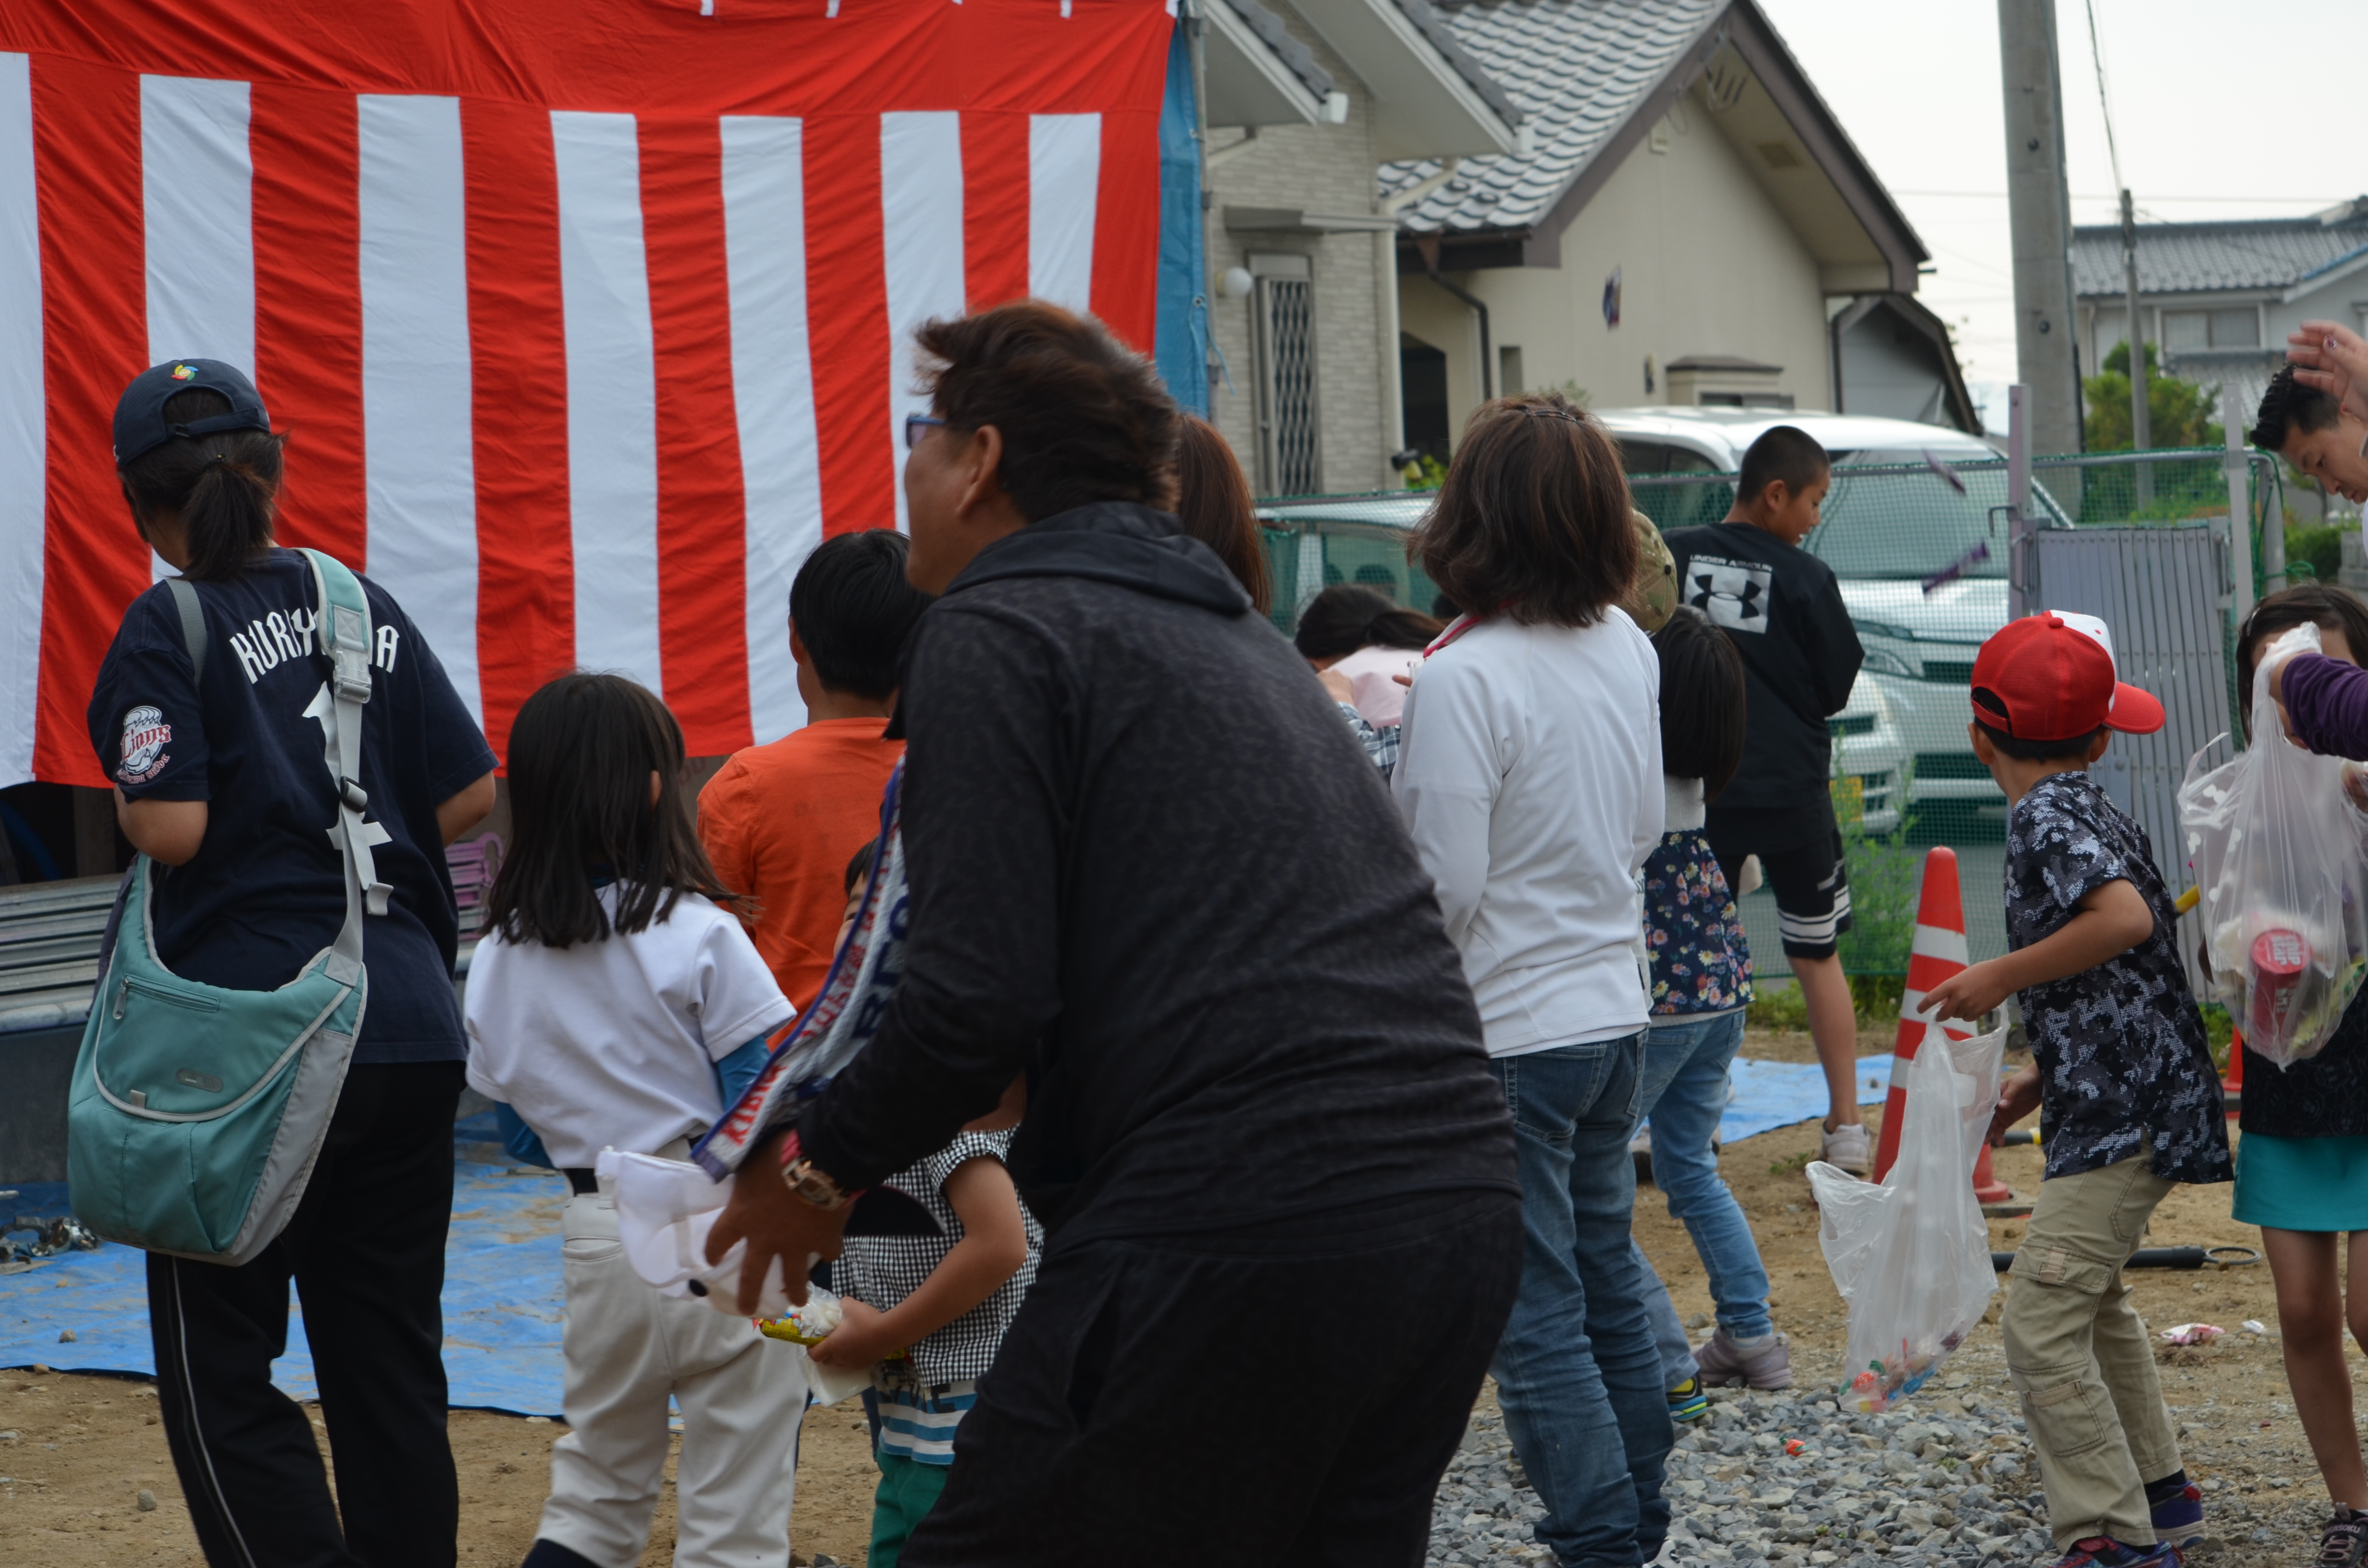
[[806, 841, 1041, 1568]]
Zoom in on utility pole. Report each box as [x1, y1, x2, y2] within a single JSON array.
[[1999, 0, 2083, 457], [2121, 189, 2150, 504]]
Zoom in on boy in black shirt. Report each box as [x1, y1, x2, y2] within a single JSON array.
[[1665, 427, 1868, 1190], [1925, 612, 2226, 1568]]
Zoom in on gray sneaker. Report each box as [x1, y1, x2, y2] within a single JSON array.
[[1694, 1328, 1793, 1390], [1821, 1120, 1873, 1178]]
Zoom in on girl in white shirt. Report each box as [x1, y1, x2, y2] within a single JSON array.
[[465, 673, 806, 1568], [1391, 392, 1671, 1568]]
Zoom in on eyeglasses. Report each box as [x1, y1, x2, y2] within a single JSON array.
[[904, 414, 946, 450]]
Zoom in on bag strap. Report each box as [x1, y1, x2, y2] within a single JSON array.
[[164, 577, 206, 684], [299, 548, 385, 982]]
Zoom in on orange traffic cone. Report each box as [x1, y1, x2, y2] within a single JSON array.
[[1871, 848, 2016, 1204]]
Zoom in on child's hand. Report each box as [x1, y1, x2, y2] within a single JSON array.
[[1988, 1062, 2042, 1147], [807, 1298, 901, 1369], [1920, 960, 2010, 1024]]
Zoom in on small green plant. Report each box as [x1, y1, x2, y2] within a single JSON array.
[[2199, 1003, 2233, 1071], [1769, 1149, 1813, 1176], [1746, 983, 1810, 1032], [1835, 760, 1921, 982], [1404, 453, 1447, 491], [2286, 523, 2345, 585]]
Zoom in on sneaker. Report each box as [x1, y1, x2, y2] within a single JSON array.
[[1666, 1375, 1708, 1422], [1821, 1119, 1872, 1177], [2049, 1539, 2182, 1568], [1693, 1328, 1792, 1390], [2144, 1472, 2202, 1544], [2319, 1506, 2368, 1568]]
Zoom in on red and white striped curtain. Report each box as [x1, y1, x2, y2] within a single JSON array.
[[0, 0, 1173, 788]]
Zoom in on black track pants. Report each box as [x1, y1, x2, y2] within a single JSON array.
[[148, 1061, 465, 1568], [906, 1189, 1524, 1568]]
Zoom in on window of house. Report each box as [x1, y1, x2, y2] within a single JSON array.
[[1248, 252, 1321, 497], [1400, 338, 1449, 467], [1499, 345, 1523, 397], [2163, 308, 2260, 350]]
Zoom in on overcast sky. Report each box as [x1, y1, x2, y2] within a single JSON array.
[[1756, 0, 2368, 426]]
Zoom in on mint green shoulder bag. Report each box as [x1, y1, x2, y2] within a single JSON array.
[[67, 549, 391, 1265]]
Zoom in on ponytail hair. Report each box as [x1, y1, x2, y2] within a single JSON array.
[[117, 386, 284, 581], [1292, 584, 1443, 663]]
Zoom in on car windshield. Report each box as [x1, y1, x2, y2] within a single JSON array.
[[1804, 453, 2054, 580]]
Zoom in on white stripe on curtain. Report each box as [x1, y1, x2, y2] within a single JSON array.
[[0, 54, 40, 787], [550, 109, 664, 696], [879, 111, 965, 537], [357, 93, 482, 721], [1026, 113, 1098, 315], [142, 74, 254, 583], [719, 115, 820, 746]]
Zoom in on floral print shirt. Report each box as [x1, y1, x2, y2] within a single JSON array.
[[2006, 772, 2232, 1184], [1643, 827, 1753, 1015]]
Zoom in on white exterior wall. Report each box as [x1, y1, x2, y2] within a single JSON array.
[[1402, 91, 1833, 450], [1203, 31, 1394, 494]]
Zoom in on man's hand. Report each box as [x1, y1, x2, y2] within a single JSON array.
[[807, 1298, 900, 1369], [705, 1133, 849, 1314], [1920, 959, 2012, 1024], [1989, 1061, 2042, 1147], [2288, 320, 2368, 425]]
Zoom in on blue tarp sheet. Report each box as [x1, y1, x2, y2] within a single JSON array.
[[0, 1056, 1896, 1413], [0, 1135, 572, 1417]]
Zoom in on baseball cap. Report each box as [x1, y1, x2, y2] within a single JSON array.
[[112, 358, 271, 466], [1970, 610, 2166, 741]]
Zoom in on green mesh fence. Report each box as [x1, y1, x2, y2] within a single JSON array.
[[1258, 446, 2291, 980]]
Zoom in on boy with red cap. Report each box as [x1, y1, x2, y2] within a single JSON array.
[[1925, 611, 2231, 1568]]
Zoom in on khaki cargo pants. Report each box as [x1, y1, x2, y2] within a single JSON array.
[[2002, 1154, 2184, 1551]]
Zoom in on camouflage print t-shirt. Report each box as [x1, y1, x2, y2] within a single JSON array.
[[2005, 772, 2232, 1185]]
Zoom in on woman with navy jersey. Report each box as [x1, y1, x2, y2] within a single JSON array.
[[85, 359, 496, 1568]]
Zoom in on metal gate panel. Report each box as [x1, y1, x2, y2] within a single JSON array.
[[1251, 256, 1321, 497], [2026, 525, 2231, 896]]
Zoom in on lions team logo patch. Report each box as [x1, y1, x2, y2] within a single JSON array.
[[117, 705, 172, 784]]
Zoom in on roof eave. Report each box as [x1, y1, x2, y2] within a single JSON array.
[[1203, 0, 1332, 129], [1285, 0, 1522, 159]]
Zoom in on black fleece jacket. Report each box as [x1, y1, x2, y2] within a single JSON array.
[[794, 502, 1517, 1248]]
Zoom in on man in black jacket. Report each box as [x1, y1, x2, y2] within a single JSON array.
[[709, 303, 1520, 1565]]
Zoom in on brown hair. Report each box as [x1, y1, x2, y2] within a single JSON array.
[[1172, 415, 1271, 615], [914, 300, 1178, 523], [486, 673, 745, 949], [118, 387, 285, 581], [2236, 582, 2368, 736], [1411, 392, 1637, 628], [1293, 585, 1440, 661]]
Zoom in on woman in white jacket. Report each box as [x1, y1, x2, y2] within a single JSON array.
[[1394, 391, 1669, 1568]]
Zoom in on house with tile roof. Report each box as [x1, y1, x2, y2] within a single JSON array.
[[2073, 199, 2368, 432], [1196, 0, 1525, 493], [1381, 0, 1975, 462]]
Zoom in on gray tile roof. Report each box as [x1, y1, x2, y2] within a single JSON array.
[[1222, 0, 1336, 100], [1377, 0, 1724, 233], [1391, 0, 1527, 129], [2071, 214, 2368, 297]]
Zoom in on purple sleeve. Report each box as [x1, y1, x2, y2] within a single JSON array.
[[2283, 652, 2368, 759]]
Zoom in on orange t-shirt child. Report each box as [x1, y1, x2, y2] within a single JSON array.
[[698, 719, 902, 1012]]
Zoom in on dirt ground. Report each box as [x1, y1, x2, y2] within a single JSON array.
[[3, 1022, 2339, 1565]]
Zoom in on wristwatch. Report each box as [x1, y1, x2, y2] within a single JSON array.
[[776, 1130, 853, 1210]]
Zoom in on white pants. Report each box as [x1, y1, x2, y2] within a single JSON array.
[[540, 1190, 808, 1568]]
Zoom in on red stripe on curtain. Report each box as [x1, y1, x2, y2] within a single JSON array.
[[30, 56, 145, 788], [802, 113, 892, 539], [962, 111, 1030, 315], [1088, 107, 1160, 353], [461, 98, 575, 763], [249, 83, 366, 569], [640, 114, 752, 755]]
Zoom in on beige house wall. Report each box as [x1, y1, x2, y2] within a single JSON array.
[[1404, 88, 1835, 451], [1202, 32, 1397, 495]]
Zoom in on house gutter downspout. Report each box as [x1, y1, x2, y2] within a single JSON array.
[[1415, 232, 1491, 403]]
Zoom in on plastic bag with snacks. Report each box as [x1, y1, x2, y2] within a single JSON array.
[[2178, 623, 2368, 1068], [1808, 1023, 2003, 1414]]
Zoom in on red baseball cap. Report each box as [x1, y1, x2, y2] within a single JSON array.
[[1969, 611, 2165, 740]]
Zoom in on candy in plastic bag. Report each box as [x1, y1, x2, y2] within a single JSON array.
[[1808, 1022, 2003, 1414], [2178, 624, 2368, 1067]]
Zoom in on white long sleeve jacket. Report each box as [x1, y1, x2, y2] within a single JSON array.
[[1393, 611, 1664, 1056]]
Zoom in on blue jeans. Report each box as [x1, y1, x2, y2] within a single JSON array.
[[1490, 1035, 1671, 1568], [1638, 1242, 1696, 1389], [1637, 1010, 1772, 1342]]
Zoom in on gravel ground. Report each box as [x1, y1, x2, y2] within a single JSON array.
[[1423, 1376, 2311, 1568]]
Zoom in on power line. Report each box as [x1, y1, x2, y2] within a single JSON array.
[[1893, 191, 2349, 204], [2081, 0, 2123, 193]]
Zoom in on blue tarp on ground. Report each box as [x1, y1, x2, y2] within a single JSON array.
[[0, 1139, 572, 1417], [0, 1056, 1896, 1413]]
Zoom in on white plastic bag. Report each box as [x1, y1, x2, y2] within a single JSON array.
[[2177, 623, 2368, 1067], [600, 1148, 797, 1321], [1808, 1023, 2003, 1414]]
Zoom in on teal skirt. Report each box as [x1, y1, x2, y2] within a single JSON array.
[[2233, 1132, 2368, 1232]]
